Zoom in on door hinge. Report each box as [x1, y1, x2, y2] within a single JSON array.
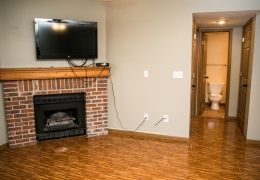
[[242, 37, 245, 42], [194, 34, 196, 40]]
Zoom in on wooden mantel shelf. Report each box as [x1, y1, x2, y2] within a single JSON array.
[[0, 67, 110, 81]]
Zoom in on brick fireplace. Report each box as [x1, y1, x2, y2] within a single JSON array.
[[1, 67, 109, 148]]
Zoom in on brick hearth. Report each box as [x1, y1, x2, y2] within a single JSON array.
[[3, 77, 108, 148]]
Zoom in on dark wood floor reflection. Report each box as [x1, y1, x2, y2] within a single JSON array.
[[1, 117, 260, 179]]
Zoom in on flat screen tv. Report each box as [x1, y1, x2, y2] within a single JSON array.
[[34, 18, 98, 59]]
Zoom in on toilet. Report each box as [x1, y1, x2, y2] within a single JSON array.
[[207, 82, 224, 110]]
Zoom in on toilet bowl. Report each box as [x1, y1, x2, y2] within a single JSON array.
[[207, 82, 224, 110], [208, 94, 222, 109]]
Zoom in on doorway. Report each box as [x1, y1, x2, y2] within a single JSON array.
[[200, 31, 230, 118], [190, 11, 258, 141], [197, 29, 232, 119]]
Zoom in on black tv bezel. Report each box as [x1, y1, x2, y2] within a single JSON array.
[[34, 18, 98, 59]]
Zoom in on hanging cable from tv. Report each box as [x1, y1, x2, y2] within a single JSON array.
[[67, 57, 87, 67]]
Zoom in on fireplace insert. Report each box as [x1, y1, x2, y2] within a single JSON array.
[[33, 93, 86, 141]]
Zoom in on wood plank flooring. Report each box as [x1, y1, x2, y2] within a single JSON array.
[[201, 104, 225, 118], [1, 117, 260, 179]]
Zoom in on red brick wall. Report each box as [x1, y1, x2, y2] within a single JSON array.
[[3, 77, 108, 148]]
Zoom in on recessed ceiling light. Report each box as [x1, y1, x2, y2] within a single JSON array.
[[217, 20, 226, 24]]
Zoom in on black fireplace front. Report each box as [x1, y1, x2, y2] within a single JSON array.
[[33, 93, 86, 141]]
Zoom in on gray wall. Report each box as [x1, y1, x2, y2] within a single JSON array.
[[0, 0, 260, 145], [0, 0, 107, 68], [229, 27, 242, 117], [106, 0, 260, 139]]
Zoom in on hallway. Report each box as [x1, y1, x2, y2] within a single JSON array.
[[0, 117, 259, 179]]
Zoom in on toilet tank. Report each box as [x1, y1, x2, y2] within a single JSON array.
[[207, 82, 225, 94]]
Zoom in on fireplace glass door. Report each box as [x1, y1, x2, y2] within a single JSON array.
[[33, 93, 86, 141]]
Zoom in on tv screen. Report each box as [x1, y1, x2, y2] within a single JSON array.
[[34, 18, 98, 59]]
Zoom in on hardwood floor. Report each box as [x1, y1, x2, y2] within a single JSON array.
[[201, 104, 225, 118], [1, 117, 260, 179]]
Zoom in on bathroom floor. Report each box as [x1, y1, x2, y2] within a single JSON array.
[[201, 103, 225, 118]]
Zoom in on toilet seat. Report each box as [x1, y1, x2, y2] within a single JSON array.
[[209, 94, 222, 98]]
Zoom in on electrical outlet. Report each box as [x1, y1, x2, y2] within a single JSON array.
[[164, 115, 169, 122], [144, 114, 148, 120]]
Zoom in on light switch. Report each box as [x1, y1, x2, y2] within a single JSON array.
[[173, 71, 183, 78], [144, 70, 148, 77]]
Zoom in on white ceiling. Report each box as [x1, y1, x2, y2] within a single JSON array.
[[193, 10, 260, 28]]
